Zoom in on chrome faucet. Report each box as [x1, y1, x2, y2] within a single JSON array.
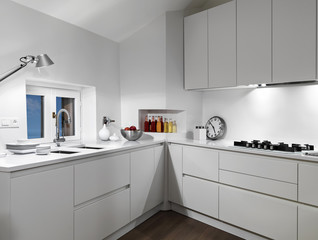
[[54, 108, 71, 147]]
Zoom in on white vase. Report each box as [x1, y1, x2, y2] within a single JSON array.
[[98, 124, 110, 141]]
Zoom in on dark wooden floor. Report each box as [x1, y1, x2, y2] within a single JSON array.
[[119, 211, 244, 240]]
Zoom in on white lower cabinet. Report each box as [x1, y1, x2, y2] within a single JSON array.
[[299, 163, 318, 206], [298, 204, 318, 240], [74, 189, 130, 240], [168, 144, 183, 205], [11, 167, 73, 240], [183, 175, 218, 218], [219, 185, 297, 240], [130, 146, 164, 220]]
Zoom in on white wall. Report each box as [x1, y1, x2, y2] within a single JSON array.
[[202, 84, 318, 147], [120, 14, 167, 128], [120, 11, 202, 134], [0, 0, 121, 148]]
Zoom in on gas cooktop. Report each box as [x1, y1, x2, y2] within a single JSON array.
[[234, 140, 314, 152]]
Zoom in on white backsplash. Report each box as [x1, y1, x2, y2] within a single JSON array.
[[202, 83, 318, 147]]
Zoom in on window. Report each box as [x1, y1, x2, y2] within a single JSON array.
[[26, 86, 81, 143], [26, 95, 44, 139]]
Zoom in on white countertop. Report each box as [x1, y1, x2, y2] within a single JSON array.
[[2, 138, 318, 173], [168, 138, 318, 163], [0, 139, 164, 172]]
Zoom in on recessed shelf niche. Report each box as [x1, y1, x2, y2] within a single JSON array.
[[138, 109, 186, 133]]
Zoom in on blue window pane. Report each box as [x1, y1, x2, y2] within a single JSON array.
[[56, 97, 75, 137], [26, 95, 44, 139]]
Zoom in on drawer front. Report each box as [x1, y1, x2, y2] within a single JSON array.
[[220, 170, 297, 200], [219, 186, 297, 240], [183, 175, 218, 218], [183, 146, 218, 181], [219, 152, 297, 183], [299, 164, 318, 206], [298, 204, 318, 240], [74, 189, 130, 240], [75, 153, 130, 205]]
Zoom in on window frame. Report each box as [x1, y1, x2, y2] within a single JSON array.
[[26, 85, 81, 143]]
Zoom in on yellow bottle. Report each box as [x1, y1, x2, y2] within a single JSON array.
[[168, 119, 173, 133], [164, 118, 168, 133], [156, 116, 162, 132], [172, 120, 177, 133]]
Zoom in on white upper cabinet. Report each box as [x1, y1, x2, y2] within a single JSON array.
[[237, 0, 272, 85], [273, 0, 316, 83], [208, 1, 236, 88], [184, 11, 208, 90]]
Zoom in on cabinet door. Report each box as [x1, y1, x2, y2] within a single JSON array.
[[184, 11, 208, 90], [168, 144, 183, 205], [299, 164, 318, 206], [208, 1, 236, 88], [74, 189, 130, 240], [273, 0, 316, 83], [75, 153, 130, 205], [11, 167, 73, 240], [183, 175, 218, 218], [183, 146, 218, 181], [237, 0, 271, 85], [298, 204, 318, 240], [149, 145, 165, 207], [219, 186, 297, 240], [131, 147, 155, 220]]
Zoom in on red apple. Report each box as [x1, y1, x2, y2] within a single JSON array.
[[124, 127, 130, 131], [130, 126, 137, 131]]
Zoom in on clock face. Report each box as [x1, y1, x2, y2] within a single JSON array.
[[205, 116, 226, 140]]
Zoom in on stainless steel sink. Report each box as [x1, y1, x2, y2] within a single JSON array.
[[75, 146, 104, 150], [51, 150, 79, 154]]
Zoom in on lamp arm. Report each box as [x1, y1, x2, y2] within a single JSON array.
[[0, 64, 27, 83], [0, 55, 35, 83]]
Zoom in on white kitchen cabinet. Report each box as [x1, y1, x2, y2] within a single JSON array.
[[298, 204, 318, 240], [74, 189, 130, 240], [149, 145, 165, 207], [74, 153, 130, 205], [299, 163, 318, 206], [183, 175, 218, 218], [183, 146, 218, 181], [184, 10, 208, 90], [273, 0, 316, 83], [208, 1, 236, 88], [131, 146, 164, 220], [219, 185, 297, 240], [237, 0, 271, 85], [219, 151, 298, 184], [168, 144, 183, 205], [11, 167, 73, 240]]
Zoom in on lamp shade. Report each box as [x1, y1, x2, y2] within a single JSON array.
[[35, 54, 54, 68]]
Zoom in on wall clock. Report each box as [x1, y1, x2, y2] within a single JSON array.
[[205, 116, 226, 140]]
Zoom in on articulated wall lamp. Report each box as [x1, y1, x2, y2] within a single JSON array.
[[0, 54, 54, 83]]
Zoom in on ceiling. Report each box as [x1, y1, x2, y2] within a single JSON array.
[[11, 0, 202, 42]]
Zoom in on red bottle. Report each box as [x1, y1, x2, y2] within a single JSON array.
[[144, 116, 149, 132], [151, 116, 156, 132], [160, 116, 164, 132]]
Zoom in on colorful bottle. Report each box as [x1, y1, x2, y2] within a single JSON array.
[[160, 116, 164, 132], [156, 116, 162, 132], [151, 116, 156, 132], [172, 120, 177, 133], [164, 118, 168, 133], [144, 116, 149, 132], [168, 119, 173, 133], [148, 116, 152, 132]]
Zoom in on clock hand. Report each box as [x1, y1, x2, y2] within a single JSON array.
[[211, 125, 216, 134]]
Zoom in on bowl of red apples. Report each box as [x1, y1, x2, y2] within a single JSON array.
[[121, 126, 143, 141]]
